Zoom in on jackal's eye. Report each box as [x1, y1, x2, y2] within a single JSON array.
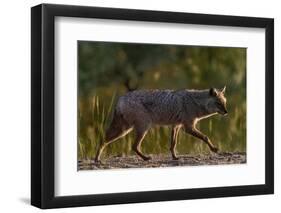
[[216, 101, 224, 109], [216, 101, 221, 106]]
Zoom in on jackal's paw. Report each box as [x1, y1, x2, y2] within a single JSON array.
[[210, 147, 219, 153], [172, 156, 180, 160], [94, 158, 102, 164], [143, 156, 152, 161]]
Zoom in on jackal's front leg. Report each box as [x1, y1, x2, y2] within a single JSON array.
[[170, 125, 181, 160], [184, 125, 218, 153]]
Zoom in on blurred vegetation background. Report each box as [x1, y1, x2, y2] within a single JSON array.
[[78, 41, 246, 160]]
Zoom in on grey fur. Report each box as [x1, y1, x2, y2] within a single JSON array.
[[95, 87, 228, 162]]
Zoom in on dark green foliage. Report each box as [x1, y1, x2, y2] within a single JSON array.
[[79, 41, 173, 95]]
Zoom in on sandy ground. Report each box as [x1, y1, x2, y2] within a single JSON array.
[[78, 152, 246, 170]]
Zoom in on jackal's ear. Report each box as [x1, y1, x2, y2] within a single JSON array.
[[221, 86, 226, 94], [209, 88, 218, 96]]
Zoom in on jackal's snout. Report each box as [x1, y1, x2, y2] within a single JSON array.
[[218, 108, 228, 116]]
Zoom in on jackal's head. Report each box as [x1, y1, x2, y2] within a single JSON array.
[[208, 86, 228, 115]]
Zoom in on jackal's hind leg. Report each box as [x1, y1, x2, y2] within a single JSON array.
[[95, 142, 107, 163], [184, 126, 218, 153], [170, 125, 181, 160], [95, 126, 132, 162], [132, 128, 151, 161]]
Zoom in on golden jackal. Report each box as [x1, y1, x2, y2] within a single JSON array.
[[95, 87, 228, 162]]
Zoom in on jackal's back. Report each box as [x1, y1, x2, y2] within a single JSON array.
[[115, 89, 197, 125]]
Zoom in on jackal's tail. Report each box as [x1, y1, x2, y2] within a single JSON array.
[[95, 109, 131, 162], [105, 109, 130, 141]]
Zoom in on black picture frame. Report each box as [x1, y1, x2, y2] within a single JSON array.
[[31, 3, 274, 209]]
